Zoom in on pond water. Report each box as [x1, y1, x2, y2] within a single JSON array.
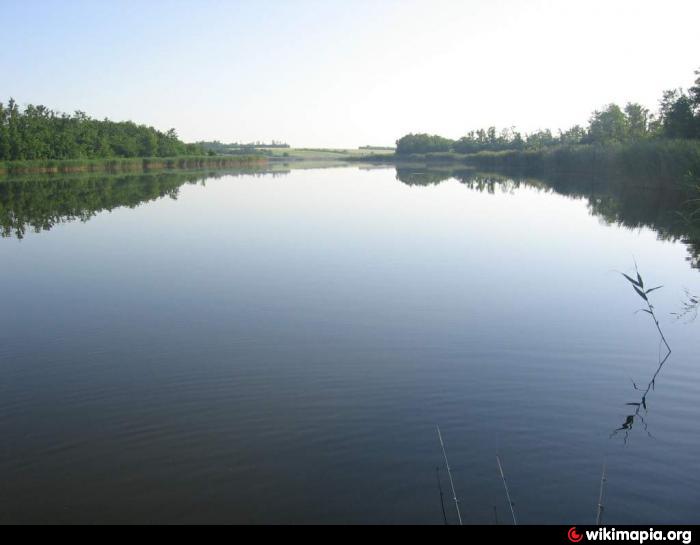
[[1, 165, 699, 524]]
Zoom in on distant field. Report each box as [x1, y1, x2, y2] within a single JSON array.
[[257, 147, 395, 161]]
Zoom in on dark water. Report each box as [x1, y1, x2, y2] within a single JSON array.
[[1, 166, 699, 524]]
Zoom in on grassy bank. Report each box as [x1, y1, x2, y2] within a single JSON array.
[[364, 140, 700, 188], [460, 140, 700, 183], [0, 155, 266, 176]]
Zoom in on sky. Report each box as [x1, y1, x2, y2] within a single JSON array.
[[2, 0, 699, 148]]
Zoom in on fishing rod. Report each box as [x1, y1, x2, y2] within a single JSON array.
[[596, 461, 608, 525], [436, 425, 463, 525], [436, 466, 448, 525], [496, 455, 517, 525]]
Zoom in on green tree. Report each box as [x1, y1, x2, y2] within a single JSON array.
[[0, 99, 204, 162], [689, 68, 700, 138], [395, 133, 454, 154], [139, 131, 158, 157], [0, 102, 9, 160], [689, 68, 700, 113], [588, 104, 629, 143], [7, 99, 21, 160], [526, 129, 555, 149], [624, 103, 650, 139], [559, 125, 586, 145], [659, 90, 696, 139]]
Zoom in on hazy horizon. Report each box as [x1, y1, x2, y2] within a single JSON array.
[[3, 0, 700, 148]]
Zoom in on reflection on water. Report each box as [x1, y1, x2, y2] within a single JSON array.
[[395, 165, 700, 271], [674, 290, 699, 323], [3, 165, 700, 271], [393, 165, 700, 460], [611, 348, 672, 443], [611, 265, 672, 444], [1, 164, 699, 524], [0, 168, 279, 238]]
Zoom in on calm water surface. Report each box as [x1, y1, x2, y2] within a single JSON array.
[[1, 166, 699, 524]]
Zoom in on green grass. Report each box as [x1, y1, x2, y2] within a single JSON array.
[[0, 155, 266, 176]]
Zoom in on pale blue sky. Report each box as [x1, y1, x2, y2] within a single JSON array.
[[3, 0, 700, 147]]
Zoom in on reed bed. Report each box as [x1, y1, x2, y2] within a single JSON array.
[[0, 155, 266, 176]]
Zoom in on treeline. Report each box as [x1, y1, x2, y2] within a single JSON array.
[[396, 68, 700, 155], [0, 99, 205, 161]]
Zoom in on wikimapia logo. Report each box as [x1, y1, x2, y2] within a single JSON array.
[[569, 527, 584, 543], [567, 527, 692, 544]]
